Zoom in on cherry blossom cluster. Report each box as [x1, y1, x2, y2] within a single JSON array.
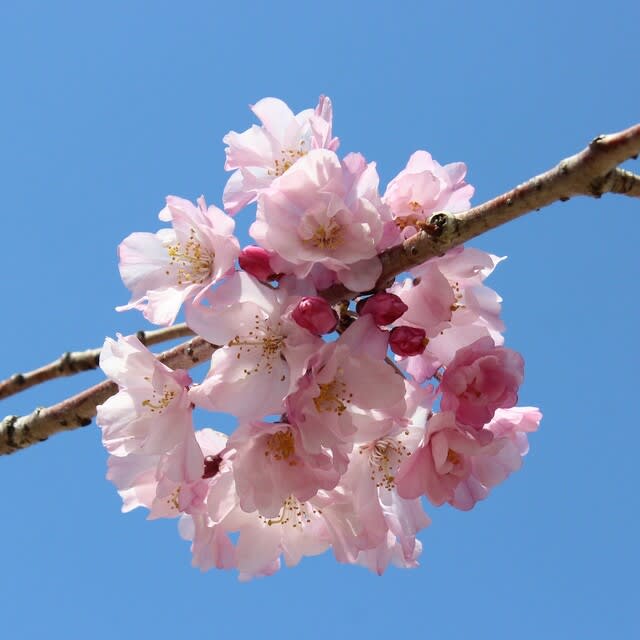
[[97, 96, 541, 580]]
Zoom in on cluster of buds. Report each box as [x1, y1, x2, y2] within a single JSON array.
[[98, 96, 540, 580]]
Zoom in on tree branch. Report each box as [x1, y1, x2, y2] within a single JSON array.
[[0, 324, 195, 402], [0, 335, 215, 455], [2, 123, 638, 456], [323, 123, 640, 303]]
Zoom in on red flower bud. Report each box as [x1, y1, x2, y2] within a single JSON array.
[[359, 292, 408, 325], [389, 326, 427, 356], [292, 297, 338, 335], [238, 246, 274, 281]]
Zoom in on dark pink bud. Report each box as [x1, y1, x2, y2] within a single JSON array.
[[238, 246, 274, 281], [292, 297, 339, 335], [359, 292, 408, 325], [389, 326, 428, 356]]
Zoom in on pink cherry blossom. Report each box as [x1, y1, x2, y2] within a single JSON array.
[[187, 272, 322, 419], [383, 150, 474, 236], [97, 334, 193, 457], [396, 411, 488, 506], [228, 421, 341, 517], [391, 246, 506, 382], [223, 95, 339, 214], [117, 195, 240, 326], [440, 336, 524, 429], [250, 149, 391, 291], [287, 316, 407, 463]]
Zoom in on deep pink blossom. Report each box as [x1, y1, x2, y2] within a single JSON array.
[[440, 336, 524, 429]]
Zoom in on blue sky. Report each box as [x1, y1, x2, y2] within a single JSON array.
[[1, 1, 638, 638]]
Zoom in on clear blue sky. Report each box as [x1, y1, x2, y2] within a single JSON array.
[[1, 1, 638, 638]]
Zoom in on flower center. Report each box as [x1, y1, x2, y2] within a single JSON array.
[[308, 218, 343, 250], [141, 384, 177, 413], [361, 433, 411, 491], [446, 448, 462, 466], [270, 143, 308, 177], [313, 378, 352, 415], [227, 315, 287, 379], [265, 428, 296, 464], [259, 495, 322, 528], [166, 227, 214, 285]]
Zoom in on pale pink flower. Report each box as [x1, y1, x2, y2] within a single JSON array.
[[228, 421, 341, 518], [97, 334, 193, 457], [383, 150, 474, 236], [395, 412, 487, 506], [392, 247, 506, 382], [250, 149, 391, 291], [187, 272, 322, 419], [440, 336, 524, 429], [117, 196, 240, 326], [105, 428, 229, 520], [179, 514, 237, 572], [286, 316, 407, 462], [213, 493, 330, 580], [223, 95, 339, 214], [451, 407, 541, 510]]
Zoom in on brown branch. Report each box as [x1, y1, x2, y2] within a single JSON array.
[[2, 123, 638, 456], [0, 324, 195, 402], [323, 123, 640, 303], [0, 335, 215, 455]]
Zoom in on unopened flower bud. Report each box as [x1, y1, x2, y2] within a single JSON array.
[[238, 246, 274, 281], [292, 297, 338, 335], [358, 292, 408, 325], [389, 326, 428, 356]]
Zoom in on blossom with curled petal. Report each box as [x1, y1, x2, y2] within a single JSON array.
[[117, 195, 239, 326], [451, 407, 542, 510], [223, 95, 339, 214]]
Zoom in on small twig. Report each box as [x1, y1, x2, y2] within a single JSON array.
[[0, 336, 215, 455], [590, 167, 640, 198], [0, 324, 194, 402]]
